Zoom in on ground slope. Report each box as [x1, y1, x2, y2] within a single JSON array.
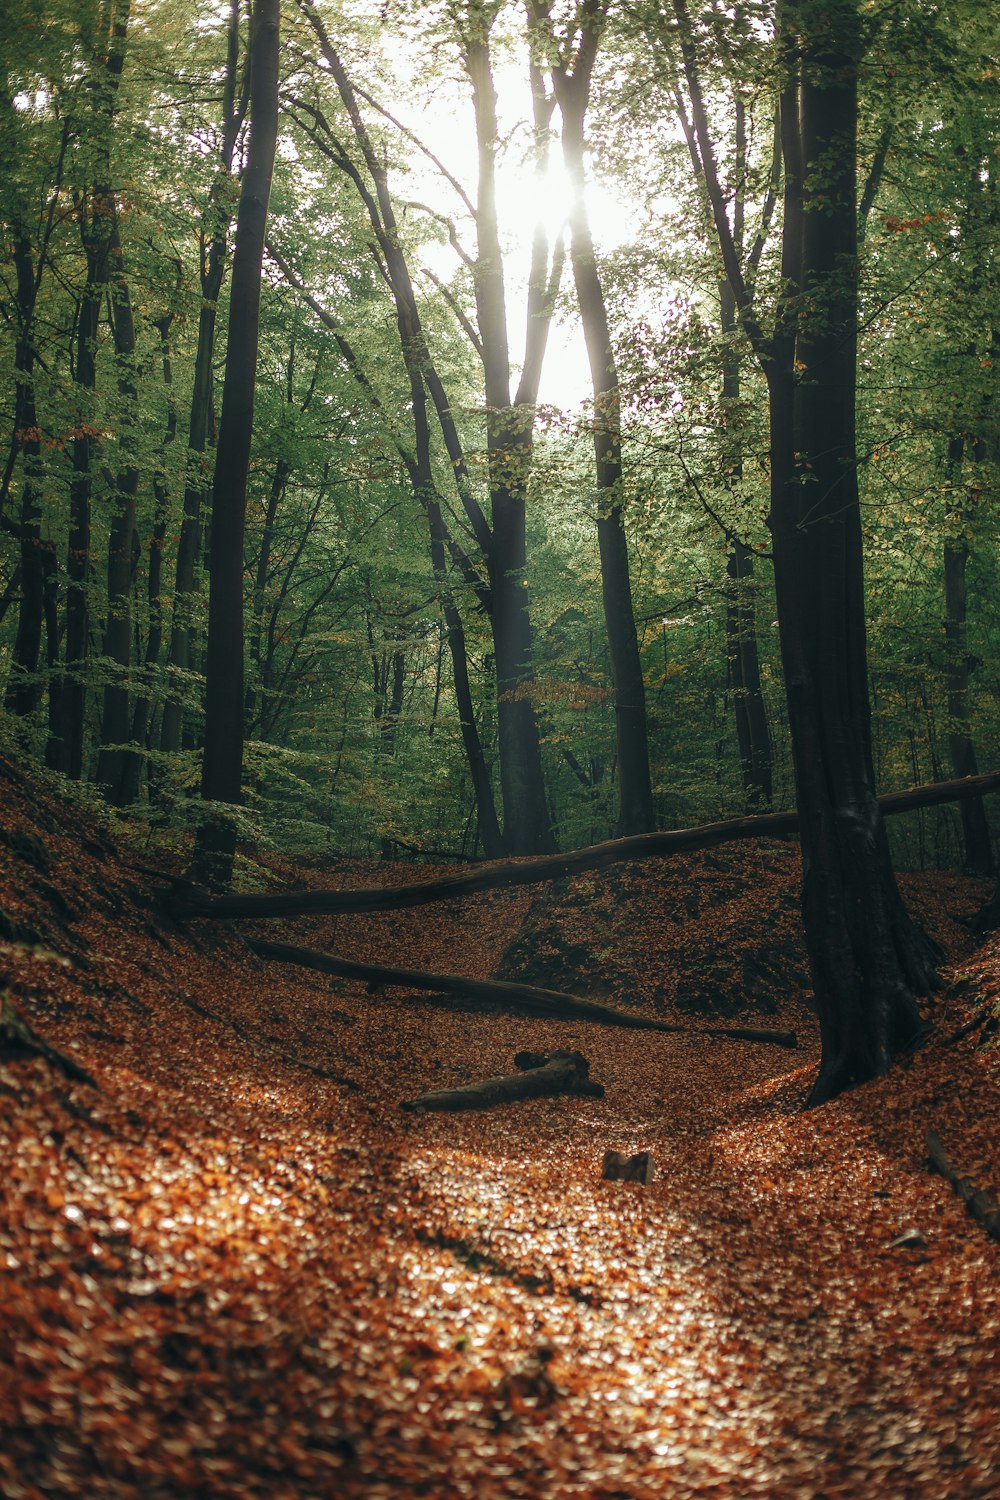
[[1, 756, 998, 1499]]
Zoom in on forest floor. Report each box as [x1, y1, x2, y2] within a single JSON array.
[[1, 756, 999, 1500]]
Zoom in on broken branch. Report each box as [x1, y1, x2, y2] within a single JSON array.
[[249, 940, 797, 1046], [401, 1049, 603, 1112]]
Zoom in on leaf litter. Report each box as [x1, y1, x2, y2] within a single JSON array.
[[0, 757, 997, 1498]]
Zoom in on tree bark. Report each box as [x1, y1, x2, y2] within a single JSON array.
[[943, 435, 992, 875], [401, 1050, 603, 1112], [463, 16, 556, 854], [767, 0, 933, 1103], [118, 312, 178, 805], [160, 0, 246, 758], [672, 0, 937, 1103], [720, 275, 772, 807], [193, 0, 279, 885], [46, 0, 131, 779], [542, 5, 655, 836], [96, 214, 140, 804], [4, 232, 51, 718]]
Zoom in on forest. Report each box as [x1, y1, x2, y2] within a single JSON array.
[[1, 0, 999, 1496]]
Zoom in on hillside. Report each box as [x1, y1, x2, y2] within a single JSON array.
[[1, 754, 998, 1499]]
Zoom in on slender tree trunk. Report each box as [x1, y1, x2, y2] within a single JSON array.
[[943, 435, 992, 874], [245, 456, 290, 737], [555, 79, 654, 836], [720, 281, 772, 806], [46, 0, 130, 778], [118, 314, 177, 806], [193, 0, 279, 885], [405, 365, 505, 856], [4, 234, 50, 718], [96, 217, 140, 803], [161, 0, 245, 757], [297, 7, 554, 854]]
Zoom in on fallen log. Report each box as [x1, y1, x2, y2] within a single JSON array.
[[249, 939, 798, 1046], [168, 768, 1000, 919], [926, 1128, 1000, 1245], [401, 1049, 603, 1111]]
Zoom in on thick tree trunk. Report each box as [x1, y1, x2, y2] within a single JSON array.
[[489, 461, 556, 854], [161, 0, 245, 758], [193, 0, 279, 885], [767, 0, 933, 1105]]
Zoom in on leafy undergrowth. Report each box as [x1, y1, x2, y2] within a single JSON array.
[[1, 758, 998, 1499]]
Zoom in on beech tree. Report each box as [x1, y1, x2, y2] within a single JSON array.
[[671, 0, 937, 1100], [529, 0, 656, 836], [194, 0, 280, 884]]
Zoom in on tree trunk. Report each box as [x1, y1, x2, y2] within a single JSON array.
[[46, 0, 130, 779], [4, 233, 50, 718], [118, 313, 177, 806], [160, 0, 245, 758], [719, 279, 772, 807], [725, 539, 772, 806], [767, 0, 933, 1105], [466, 25, 555, 855], [943, 436, 992, 875], [168, 765, 1000, 920], [556, 75, 654, 836], [193, 0, 279, 885], [96, 216, 140, 804], [401, 1050, 604, 1112]]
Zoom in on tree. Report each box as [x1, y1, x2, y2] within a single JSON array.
[[672, 0, 936, 1101], [529, 0, 656, 836], [159, 0, 248, 760], [194, 0, 280, 885]]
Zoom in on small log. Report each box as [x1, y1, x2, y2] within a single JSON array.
[[926, 1128, 1000, 1244], [708, 1025, 798, 1048], [401, 1049, 604, 1112], [250, 940, 798, 1045], [602, 1150, 655, 1184]]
